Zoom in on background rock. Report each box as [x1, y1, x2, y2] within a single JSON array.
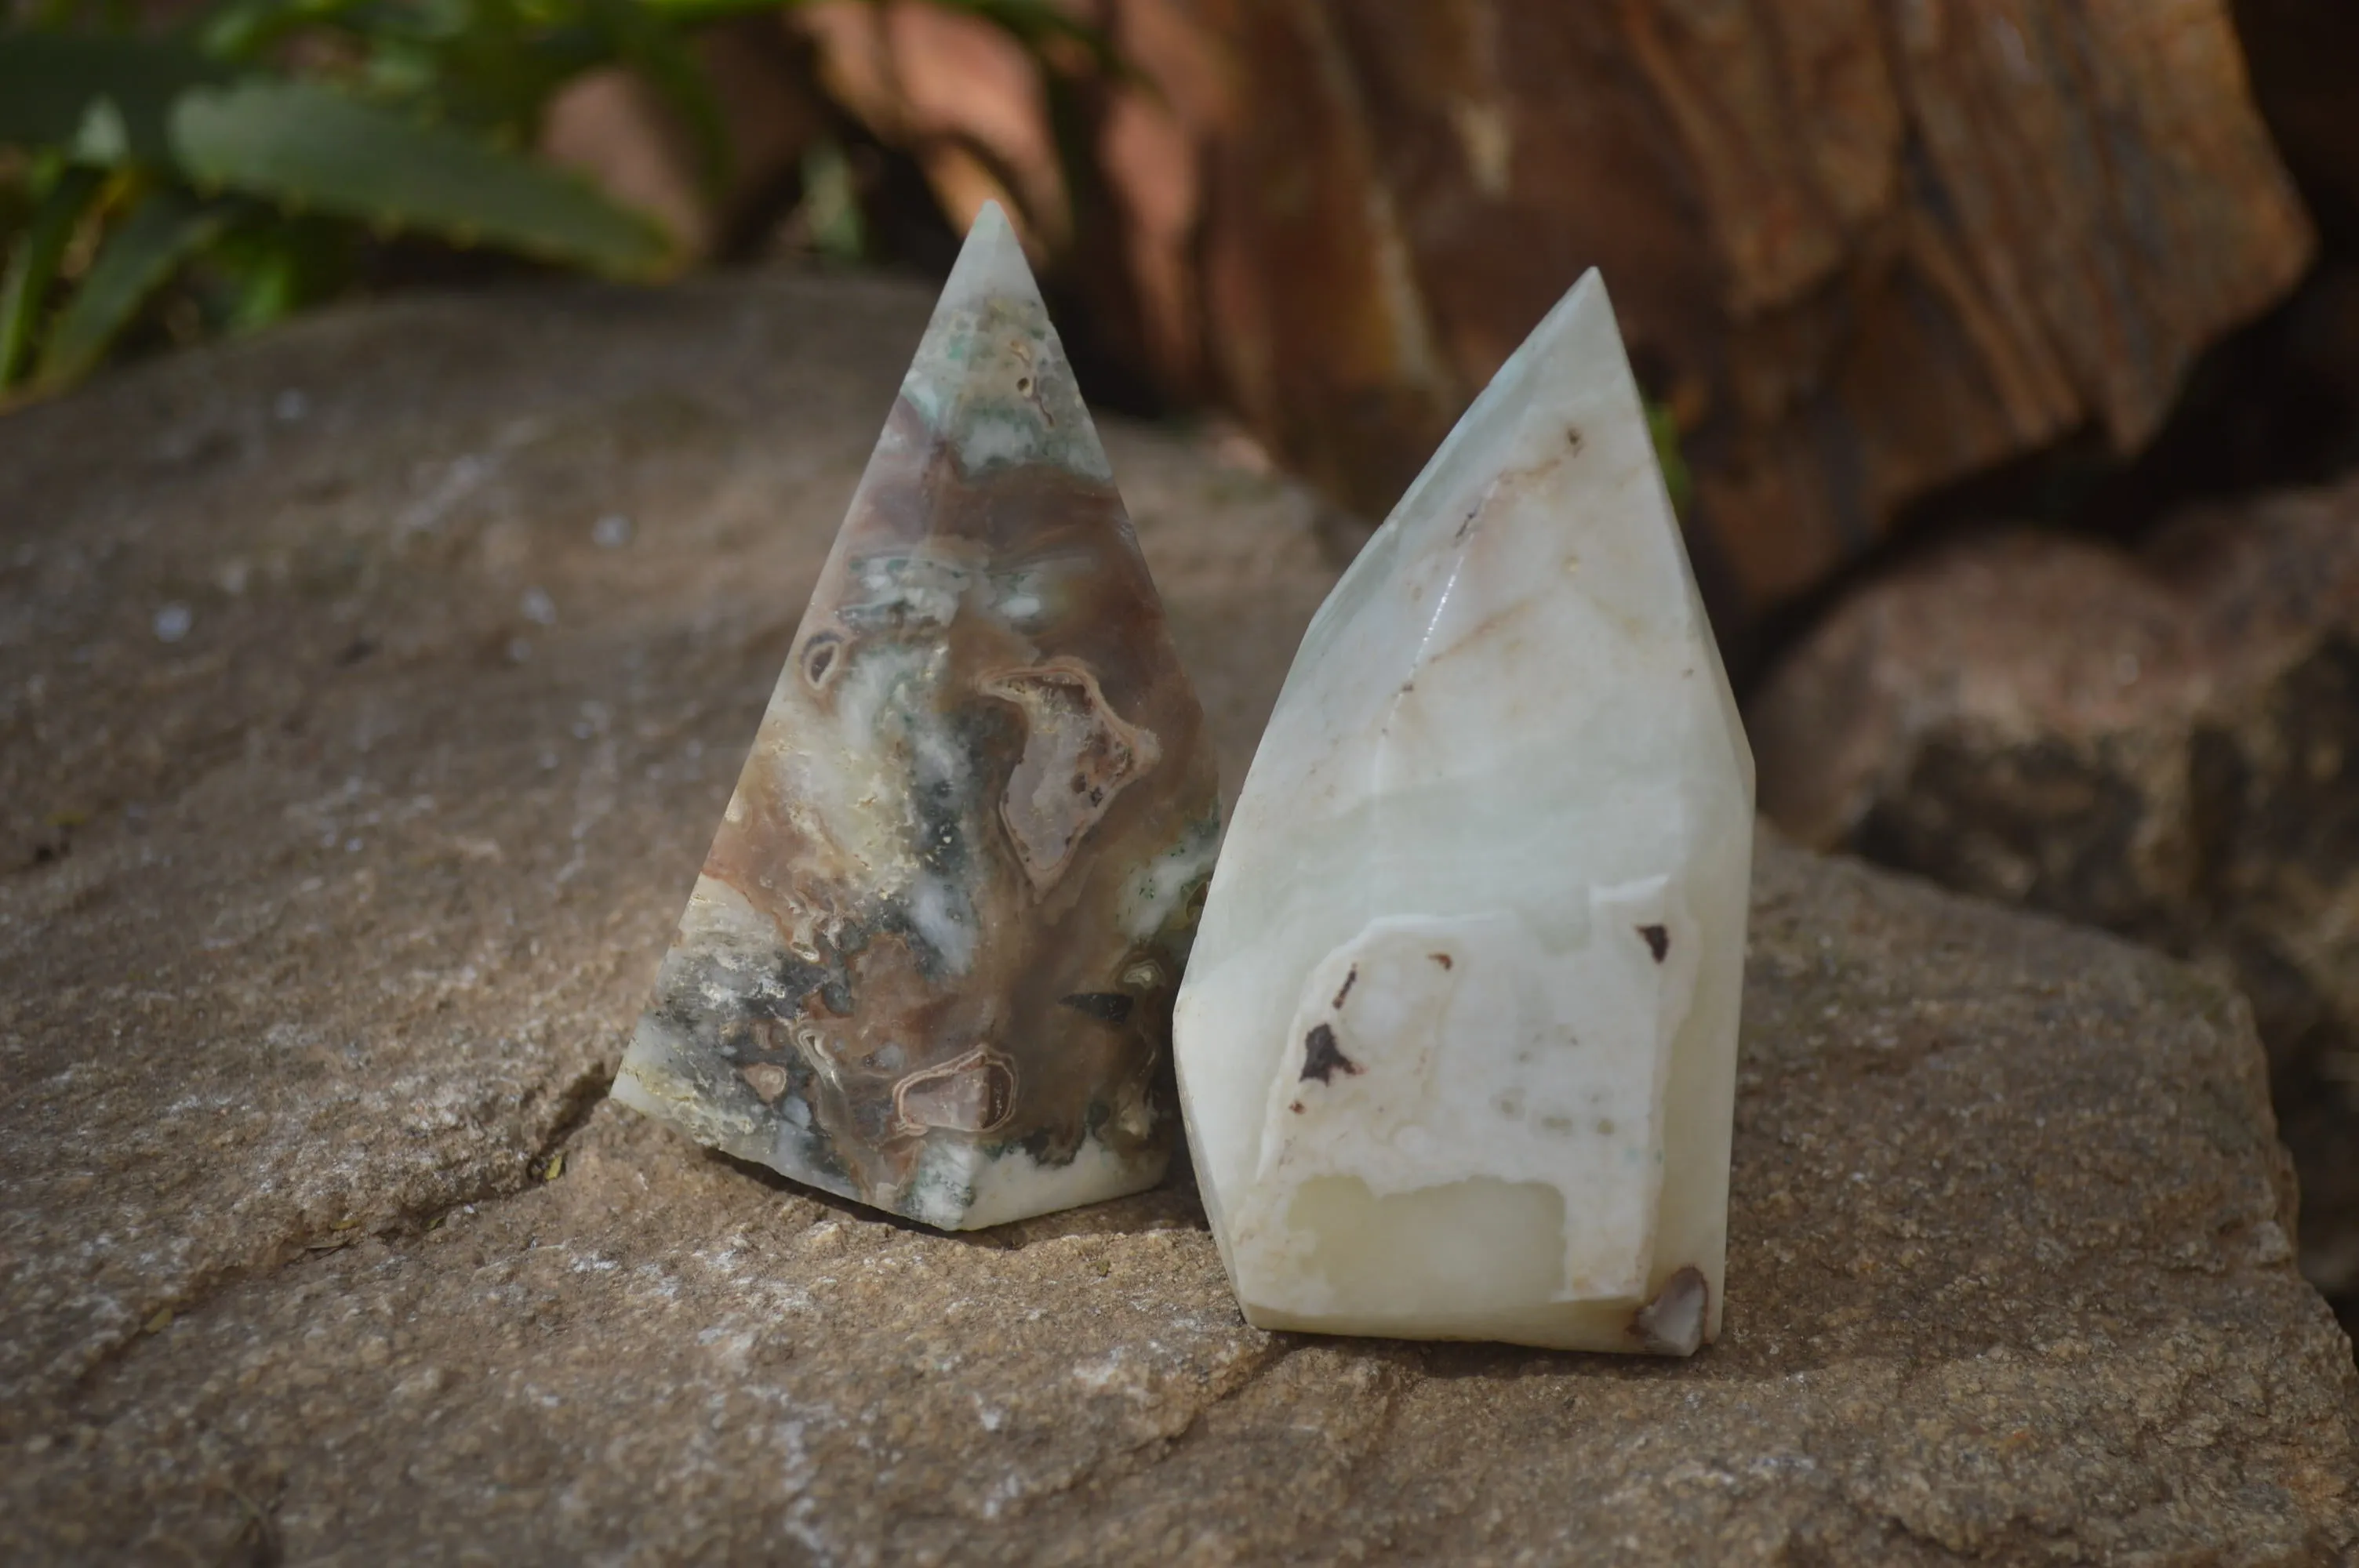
[[2237, 0, 2359, 241], [1752, 481, 2359, 1332], [2, 272, 2353, 1562], [730, 1, 2318, 637], [960, 2, 2317, 628], [540, 16, 829, 263]]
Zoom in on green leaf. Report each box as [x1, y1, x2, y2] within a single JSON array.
[[35, 185, 231, 387], [0, 164, 107, 387], [186, 0, 373, 65], [0, 33, 238, 165], [373, 16, 591, 137], [169, 78, 674, 277], [198, 212, 356, 333]]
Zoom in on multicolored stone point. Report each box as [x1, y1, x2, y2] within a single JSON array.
[[613, 204, 1219, 1229]]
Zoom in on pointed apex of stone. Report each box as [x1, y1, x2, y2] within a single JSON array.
[[896, 200, 1111, 484], [937, 199, 1041, 315], [1515, 265, 1608, 360], [1521, 270, 1619, 402], [1385, 267, 1651, 555]]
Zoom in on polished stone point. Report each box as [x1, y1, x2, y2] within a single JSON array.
[[1172, 271, 1754, 1351], [614, 204, 1220, 1229]]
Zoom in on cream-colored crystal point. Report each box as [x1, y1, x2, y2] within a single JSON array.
[[1172, 271, 1753, 1352]]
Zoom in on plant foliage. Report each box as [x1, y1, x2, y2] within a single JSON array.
[[0, 0, 779, 396], [0, 0, 1124, 398]]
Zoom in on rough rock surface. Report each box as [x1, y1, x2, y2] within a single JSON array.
[[1751, 489, 2359, 1334], [3, 274, 2354, 1563]]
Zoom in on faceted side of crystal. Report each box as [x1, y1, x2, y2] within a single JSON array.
[[1172, 270, 1752, 1349], [614, 205, 1221, 1229]]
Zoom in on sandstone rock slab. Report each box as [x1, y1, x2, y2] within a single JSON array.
[[0, 267, 1328, 1427], [2, 274, 2352, 1563]]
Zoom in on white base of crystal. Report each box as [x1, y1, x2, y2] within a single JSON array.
[[1183, 1098, 1713, 1353], [1233, 881, 1692, 1299], [1190, 884, 1722, 1353]]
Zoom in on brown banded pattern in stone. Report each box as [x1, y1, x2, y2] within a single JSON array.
[[612, 204, 1221, 1229], [983, 660, 1160, 888]]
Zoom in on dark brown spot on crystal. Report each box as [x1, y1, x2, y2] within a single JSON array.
[[1332, 965, 1358, 1010], [1300, 1023, 1360, 1084], [1430, 952, 1453, 970], [1638, 924, 1670, 963]]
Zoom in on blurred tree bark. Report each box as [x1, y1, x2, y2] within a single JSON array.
[[794, 1, 2316, 637]]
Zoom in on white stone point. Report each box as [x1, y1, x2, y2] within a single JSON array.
[[1172, 270, 1754, 1352]]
